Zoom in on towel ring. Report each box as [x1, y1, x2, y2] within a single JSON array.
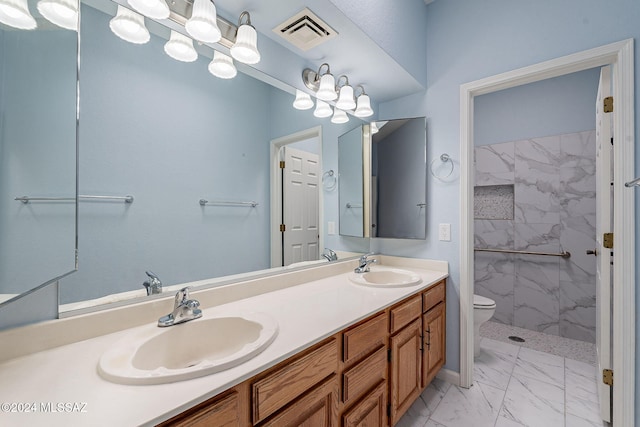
[[322, 170, 337, 191], [430, 153, 454, 180]]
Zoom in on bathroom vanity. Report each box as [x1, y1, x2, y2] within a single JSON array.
[[0, 256, 447, 427]]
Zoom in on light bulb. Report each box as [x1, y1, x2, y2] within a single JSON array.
[[164, 30, 198, 62], [127, 0, 169, 20], [293, 90, 313, 110], [336, 84, 356, 110], [354, 93, 374, 118], [0, 0, 37, 30], [316, 73, 337, 101], [37, 0, 77, 30], [185, 0, 221, 43], [313, 100, 332, 118], [208, 51, 237, 79], [331, 108, 349, 124], [109, 6, 150, 44], [230, 23, 260, 64]]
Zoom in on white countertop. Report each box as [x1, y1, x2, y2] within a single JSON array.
[[0, 259, 447, 426]]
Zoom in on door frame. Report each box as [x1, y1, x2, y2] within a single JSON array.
[[459, 39, 635, 425], [269, 126, 323, 268]]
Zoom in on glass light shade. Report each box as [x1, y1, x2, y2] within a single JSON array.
[[313, 100, 332, 118], [37, 0, 77, 30], [127, 0, 168, 20], [370, 121, 379, 134], [185, 0, 220, 43], [208, 51, 237, 79], [109, 6, 150, 44], [164, 30, 198, 62], [354, 93, 374, 117], [335, 84, 356, 110], [293, 90, 313, 110], [0, 0, 37, 30], [331, 108, 349, 124], [316, 73, 337, 101], [230, 24, 260, 64]]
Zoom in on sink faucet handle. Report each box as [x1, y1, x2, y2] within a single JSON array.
[[360, 252, 375, 261], [174, 287, 190, 308], [145, 271, 159, 280]]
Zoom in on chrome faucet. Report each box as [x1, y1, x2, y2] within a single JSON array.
[[158, 287, 202, 327], [322, 248, 338, 262], [143, 271, 162, 296], [354, 252, 377, 273]]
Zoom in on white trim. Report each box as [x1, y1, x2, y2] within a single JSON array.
[[436, 367, 460, 387], [459, 39, 635, 425], [269, 126, 323, 268]]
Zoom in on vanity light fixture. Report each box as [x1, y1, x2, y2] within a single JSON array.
[[37, 0, 78, 31], [335, 75, 356, 110], [230, 11, 260, 64], [185, 0, 221, 43], [313, 100, 332, 118], [293, 90, 314, 110], [164, 30, 198, 62], [109, 6, 150, 45], [331, 108, 348, 124], [208, 50, 236, 79], [354, 85, 374, 118], [127, 0, 169, 20], [0, 0, 37, 29]]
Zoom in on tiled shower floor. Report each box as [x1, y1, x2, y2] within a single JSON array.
[[396, 322, 606, 427]]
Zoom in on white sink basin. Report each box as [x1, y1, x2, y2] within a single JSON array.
[[98, 312, 278, 385], [349, 267, 422, 288]]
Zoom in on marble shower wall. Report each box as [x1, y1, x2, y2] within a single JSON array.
[[474, 130, 597, 343]]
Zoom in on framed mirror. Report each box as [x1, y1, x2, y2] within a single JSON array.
[[0, 8, 79, 307]]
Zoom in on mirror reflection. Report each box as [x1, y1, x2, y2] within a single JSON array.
[[338, 117, 427, 240], [0, 8, 78, 305], [56, 0, 367, 311]]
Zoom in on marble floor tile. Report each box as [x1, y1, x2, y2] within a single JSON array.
[[495, 415, 527, 426], [396, 378, 451, 427], [474, 338, 519, 390], [512, 347, 565, 388], [499, 374, 564, 427], [565, 358, 602, 423], [565, 413, 607, 427], [429, 381, 505, 427], [424, 419, 448, 427]]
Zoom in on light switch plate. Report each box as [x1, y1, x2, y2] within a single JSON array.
[[327, 221, 336, 235], [439, 223, 451, 241]]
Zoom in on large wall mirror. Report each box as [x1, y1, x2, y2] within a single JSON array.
[[338, 117, 427, 239], [0, 8, 79, 306], [48, 0, 368, 312]]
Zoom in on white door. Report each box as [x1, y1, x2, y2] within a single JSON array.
[[595, 65, 612, 423], [283, 146, 320, 265]]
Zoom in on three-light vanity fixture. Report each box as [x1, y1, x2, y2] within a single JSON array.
[[0, 0, 259, 80], [294, 62, 374, 124]]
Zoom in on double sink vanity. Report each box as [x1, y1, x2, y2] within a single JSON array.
[[0, 255, 447, 426]]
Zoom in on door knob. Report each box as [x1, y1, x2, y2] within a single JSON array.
[[586, 249, 597, 255]]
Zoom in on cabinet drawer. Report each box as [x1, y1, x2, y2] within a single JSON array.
[[159, 390, 239, 427], [252, 339, 337, 423], [342, 346, 387, 405], [341, 380, 387, 427], [343, 313, 387, 365], [423, 280, 445, 313], [390, 294, 421, 334], [260, 376, 339, 427]]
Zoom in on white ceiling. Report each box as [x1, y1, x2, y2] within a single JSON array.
[[213, 0, 425, 103]]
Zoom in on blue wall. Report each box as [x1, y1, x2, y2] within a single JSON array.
[[475, 68, 600, 146], [376, 0, 640, 394], [0, 29, 77, 296]]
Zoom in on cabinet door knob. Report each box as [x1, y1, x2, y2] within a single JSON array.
[[586, 249, 597, 255]]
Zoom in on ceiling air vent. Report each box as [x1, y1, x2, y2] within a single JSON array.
[[273, 8, 337, 51]]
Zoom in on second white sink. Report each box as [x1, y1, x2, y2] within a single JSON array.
[[349, 266, 422, 288], [98, 312, 278, 385]]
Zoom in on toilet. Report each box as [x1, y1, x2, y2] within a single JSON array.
[[473, 294, 496, 357]]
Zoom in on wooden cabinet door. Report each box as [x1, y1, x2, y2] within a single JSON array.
[[389, 318, 422, 425], [422, 302, 445, 389], [341, 381, 387, 427]]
